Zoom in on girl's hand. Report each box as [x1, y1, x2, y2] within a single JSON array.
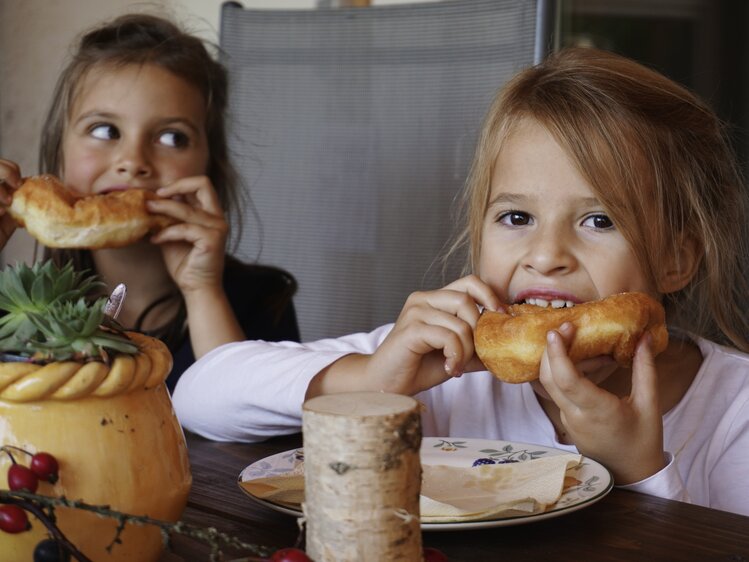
[[147, 176, 245, 358], [146, 175, 229, 294], [539, 323, 665, 484], [308, 275, 502, 398], [0, 159, 21, 248]]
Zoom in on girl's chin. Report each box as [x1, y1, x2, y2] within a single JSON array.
[[96, 238, 158, 254]]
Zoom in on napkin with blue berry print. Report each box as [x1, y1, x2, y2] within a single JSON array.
[[241, 452, 582, 523], [419, 453, 582, 522]]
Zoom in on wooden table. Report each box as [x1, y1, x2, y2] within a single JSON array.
[[163, 432, 749, 561]]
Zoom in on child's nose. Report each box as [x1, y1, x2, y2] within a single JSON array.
[[522, 227, 576, 276], [116, 141, 152, 178]]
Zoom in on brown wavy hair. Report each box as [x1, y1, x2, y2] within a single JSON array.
[[452, 47, 749, 352]]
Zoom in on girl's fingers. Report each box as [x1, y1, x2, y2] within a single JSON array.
[[390, 275, 504, 377], [0, 187, 12, 206], [401, 321, 470, 378], [0, 160, 22, 205], [0, 159, 21, 181], [630, 334, 659, 413], [422, 290, 482, 329], [541, 325, 607, 411], [0, 213, 17, 241], [418, 307, 474, 374], [444, 274, 503, 312], [408, 276, 501, 329], [150, 222, 225, 248], [147, 198, 227, 231], [156, 176, 222, 213]]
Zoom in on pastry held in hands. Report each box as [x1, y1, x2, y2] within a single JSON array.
[[474, 292, 669, 383], [8, 175, 176, 249]]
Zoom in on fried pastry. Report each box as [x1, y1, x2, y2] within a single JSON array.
[[474, 292, 668, 383], [8, 175, 176, 249]]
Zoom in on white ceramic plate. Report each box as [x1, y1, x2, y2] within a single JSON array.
[[238, 437, 613, 531]]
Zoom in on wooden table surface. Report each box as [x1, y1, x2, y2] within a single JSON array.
[[162, 431, 749, 561]]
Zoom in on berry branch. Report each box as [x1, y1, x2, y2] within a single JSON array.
[[2, 494, 90, 561], [0, 489, 276, 561], [0, 442, 446, 561]]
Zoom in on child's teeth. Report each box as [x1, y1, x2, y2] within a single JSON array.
[[524, 298, 576, 308]]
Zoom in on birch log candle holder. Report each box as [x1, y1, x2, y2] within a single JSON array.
[[302, 392, 422, 562]]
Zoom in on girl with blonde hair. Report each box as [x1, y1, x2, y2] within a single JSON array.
[[174, 48, 749, 516]]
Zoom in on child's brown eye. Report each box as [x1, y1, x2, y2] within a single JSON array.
[[583, 214, 614, 229], [499, 211, 531, 226], [159, 131, 189, 148], [89, 123, 119, 140]]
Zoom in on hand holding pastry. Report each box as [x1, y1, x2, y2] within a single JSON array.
[[540, 322, 667, 484], [146, 175, 229, 296], [308, 275, 502, 398], [0, 159, 22, 249]]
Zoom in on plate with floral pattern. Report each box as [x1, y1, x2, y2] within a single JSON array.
[[238, 437, 613, 530]]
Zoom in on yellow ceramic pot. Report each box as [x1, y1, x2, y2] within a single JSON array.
[[0, 332, 191, 561]]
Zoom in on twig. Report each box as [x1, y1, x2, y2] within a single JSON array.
[[0, 490, 275, 561], [3, 496, 91, 561]]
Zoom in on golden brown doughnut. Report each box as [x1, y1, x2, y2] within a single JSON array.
[[474, 292, 668, 383], [8, 175, 176, 249]]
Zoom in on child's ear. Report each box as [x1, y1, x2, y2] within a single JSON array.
[[658, 235, 702, 294]]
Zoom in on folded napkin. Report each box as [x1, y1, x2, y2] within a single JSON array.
[[240, 462, 305, 509], [240, 452, 582, 523], [420, 454, 581, 522]]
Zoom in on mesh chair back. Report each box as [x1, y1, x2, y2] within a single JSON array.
[[221, 0, 545, 340]]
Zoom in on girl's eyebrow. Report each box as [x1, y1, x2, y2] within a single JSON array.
[[488, 193, 603, 207], [71, 111, 117, 125], [487, 193, 529, 206], [153, 117, 202, 134]]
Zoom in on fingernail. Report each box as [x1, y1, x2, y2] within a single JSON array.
[[547, 330, 558, 344], [444, 358, 462, 377]]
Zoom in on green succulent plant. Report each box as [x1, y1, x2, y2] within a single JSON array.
[[0, 261, 137, 362]]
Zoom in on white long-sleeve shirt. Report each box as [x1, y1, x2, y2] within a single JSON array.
[[172, 326, 749, 517]]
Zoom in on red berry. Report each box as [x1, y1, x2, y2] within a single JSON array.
[[8, 464, 39, 492], [270, 548, 312, 562], [423, 547, 449, 562], [0, 504, 30, 533], [30, 453, 59, 483]]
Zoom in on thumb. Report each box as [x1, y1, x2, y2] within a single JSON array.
[[630, 333, 659, 413]]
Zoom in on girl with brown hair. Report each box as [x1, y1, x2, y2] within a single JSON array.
[[0, 14, 300, 390]]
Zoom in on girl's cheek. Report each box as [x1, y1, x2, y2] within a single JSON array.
[[60, 154, 100, 195]]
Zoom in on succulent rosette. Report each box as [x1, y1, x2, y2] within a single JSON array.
[[0, 260, 190, 562], [0, 261, 136, 362]]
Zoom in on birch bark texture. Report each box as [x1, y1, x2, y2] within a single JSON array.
[[302, 392, 423, 562]]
